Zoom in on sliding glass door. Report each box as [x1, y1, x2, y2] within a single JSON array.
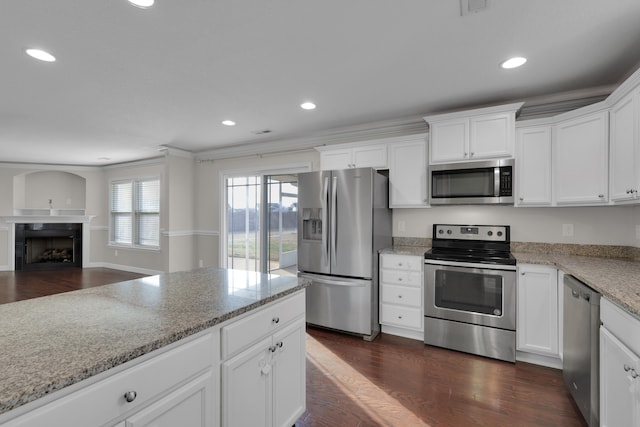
[[224, 174, 298, 276]]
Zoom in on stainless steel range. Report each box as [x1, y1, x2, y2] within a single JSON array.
[[424, 224, 517, 362]]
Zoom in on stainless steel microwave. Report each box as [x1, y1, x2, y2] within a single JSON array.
[[429, 158, 514, 205]]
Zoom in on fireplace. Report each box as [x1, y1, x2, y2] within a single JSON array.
[[15, 223, 82, 270]]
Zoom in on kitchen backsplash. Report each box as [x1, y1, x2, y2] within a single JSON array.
[[392, 237, 640, 261]]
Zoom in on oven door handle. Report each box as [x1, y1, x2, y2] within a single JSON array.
[[424, 259, 516, 271]]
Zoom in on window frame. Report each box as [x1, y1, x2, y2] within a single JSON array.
[[109, 176, 161, 250]]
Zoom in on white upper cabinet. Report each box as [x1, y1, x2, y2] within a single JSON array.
[[424, 102, 523, 164], [388, 135, 429, 208], [515, 122, 552, 206], [609, 87, 640, 203], [317, 142, 387, 170], [553, 108, 609, 205]]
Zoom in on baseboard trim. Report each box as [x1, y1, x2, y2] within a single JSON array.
[[87, 262, 162, 276]]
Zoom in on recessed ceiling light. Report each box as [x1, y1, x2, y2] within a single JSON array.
[[25, 48, 56, 62], [128, 0, 154, 8], [300, 102, 316, 110], [222, 120, 236, 126], [500, 57, 527, 69]]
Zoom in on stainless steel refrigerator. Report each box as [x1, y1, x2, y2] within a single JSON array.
[[297, 167, 392, 340]]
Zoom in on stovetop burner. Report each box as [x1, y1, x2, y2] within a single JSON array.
[[425, 224, 515, 266]]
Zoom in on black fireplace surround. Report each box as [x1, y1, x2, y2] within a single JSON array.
[[15, 223, 82, 271]]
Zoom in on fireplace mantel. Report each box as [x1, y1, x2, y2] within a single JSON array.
[[2, 215, 95, 224]]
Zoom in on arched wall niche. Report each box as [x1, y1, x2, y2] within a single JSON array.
[[13, 171, 87, 211]]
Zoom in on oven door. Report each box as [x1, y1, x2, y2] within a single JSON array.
[[424, 261, 516, 330]]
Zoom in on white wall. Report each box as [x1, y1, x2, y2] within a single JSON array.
[[393, 204, 639, 246]]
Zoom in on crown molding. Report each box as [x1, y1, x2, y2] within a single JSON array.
[[195, 116, 428, 161]]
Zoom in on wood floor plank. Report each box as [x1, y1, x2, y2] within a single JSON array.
[[0, 268, 147, 304], [300, 326, 587, 427]]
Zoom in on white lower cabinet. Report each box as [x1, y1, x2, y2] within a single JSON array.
[[125, 371, 213, 427], [600, 298, 640, 427], [379, 253, 424, 340], [516, 264, 561, 366], [3, 331, 217, 427], [221, 292, 306, 427]]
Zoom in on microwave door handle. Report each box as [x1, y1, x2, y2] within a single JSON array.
[[494, 167, 500, 197]]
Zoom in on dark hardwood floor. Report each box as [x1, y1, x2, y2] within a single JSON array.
[[1, 269, 586, 426], [300, 326, 587, 427], [0, 267, 147, 304]]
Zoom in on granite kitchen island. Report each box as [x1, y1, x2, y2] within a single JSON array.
[[0, 268, 308, 426]]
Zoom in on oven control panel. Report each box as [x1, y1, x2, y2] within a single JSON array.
[[433, 224, 509, 242]]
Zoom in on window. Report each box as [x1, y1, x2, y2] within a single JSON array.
[[110, 177, 160, 248]]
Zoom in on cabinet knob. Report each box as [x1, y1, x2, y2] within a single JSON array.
[[277, 341, 284, 348], [397, 294, 403, 299], [398, 315, 403, 319], [124, 391, 137, 403], [398, 277, 403, 282], [632, 369, 639, 379], [598, 194, 605, 198], [269, 345, 277, 353], [397, 262, 403, 267], [272, 317, 280, 324], [519, 197, 524, 201], [470, 152, 475, 157], [624, 364, 632, 372], [521, 272, 525, 276], [464, 152, 468, 157]]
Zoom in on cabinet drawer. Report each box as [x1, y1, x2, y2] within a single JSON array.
[[381, 284, 421, 308], [601, 298, 640, 356], [380, 269, 422, 287], [6, 332, 214, 427], [380, 304, 422, 329], [221, 291, 305, 359], [380, 254, 423, 272]]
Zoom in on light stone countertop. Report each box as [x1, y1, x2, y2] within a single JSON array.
[[513, 252, 640, 319], [0, 268, 308, 416]]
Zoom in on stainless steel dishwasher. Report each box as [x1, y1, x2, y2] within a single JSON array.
[[563, 275, 600, 427]]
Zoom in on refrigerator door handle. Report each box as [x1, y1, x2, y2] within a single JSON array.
[[331, 175, 338, 262], [299, 273, 369, 287], [322, 176, 330, 267]]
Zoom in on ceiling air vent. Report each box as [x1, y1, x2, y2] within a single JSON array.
[[460, 0, 489, 16], [252, 129, 272, 135]]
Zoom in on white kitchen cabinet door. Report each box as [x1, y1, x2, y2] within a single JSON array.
[[517, 265, 559, 358], [469, 112, 514, 160], [125, 371, 214, 427], [515, 125, 552, 206], [609, 89, 639, 203], [388, 136, 429, 208], [429, 118, 469, 163], [222, 336, 272, 427], [426, 103, 521, 164], [554, 110, 609, 205], [600, 327, 640, 427], [319, 143, 387, 170], [271, 318, 306, 427], [352, 144, 388, 169], [320, 148, 353, 170]]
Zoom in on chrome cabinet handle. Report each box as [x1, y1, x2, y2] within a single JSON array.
[[124, 391, 137, 403]]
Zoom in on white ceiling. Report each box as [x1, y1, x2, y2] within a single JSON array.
[[2, 0, 640, 166]]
